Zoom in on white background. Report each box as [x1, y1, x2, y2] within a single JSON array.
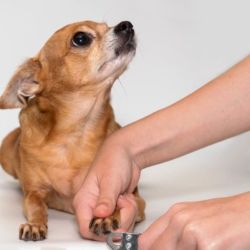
[[0, 0, 250, 249]]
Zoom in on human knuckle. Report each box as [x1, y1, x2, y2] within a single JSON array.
[[182, 221, 200, 241], [170, 210, 189, 228], [194, 230, 212, 250], [168, 202, 187, 214], [127, 195, 138, 209], [181, 221, 214, 250]]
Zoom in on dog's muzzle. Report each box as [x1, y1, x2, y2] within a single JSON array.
[[113, 21, 136, 56]]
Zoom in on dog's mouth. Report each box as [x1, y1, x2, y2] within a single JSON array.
[[98, 21, 136, 73], [114, 35, 136, 57]]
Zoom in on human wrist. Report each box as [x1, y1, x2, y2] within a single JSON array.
[[106, 127, 145, 171], [111, 124, 151, 170]]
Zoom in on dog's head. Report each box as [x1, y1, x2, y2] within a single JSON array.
[[0, 21, 136, 109]]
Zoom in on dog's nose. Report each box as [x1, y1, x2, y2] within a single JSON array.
[[114, 21, 134, 36]]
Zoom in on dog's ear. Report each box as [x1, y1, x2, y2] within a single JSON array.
[[0, 58, 41, 109]]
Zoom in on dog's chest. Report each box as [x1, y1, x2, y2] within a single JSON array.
[[45, 143, 92, 196], [22, 139, 93, 197], [47, 166, 88, 197]]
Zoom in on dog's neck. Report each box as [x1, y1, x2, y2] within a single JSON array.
[[20, 81, 116, 144], [52, 88, 111, 130]]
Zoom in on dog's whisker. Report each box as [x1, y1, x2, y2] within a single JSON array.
[[118, 78, 128, 96]]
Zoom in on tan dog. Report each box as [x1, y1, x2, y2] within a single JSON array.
[[0, 20, 145, 241]]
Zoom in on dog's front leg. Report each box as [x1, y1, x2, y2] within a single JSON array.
[[19, 191, 48, 241]]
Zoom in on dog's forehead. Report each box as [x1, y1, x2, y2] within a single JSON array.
[[38, 21, 110, 61]]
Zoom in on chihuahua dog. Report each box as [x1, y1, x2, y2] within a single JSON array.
[[0, 20, 145, 241]]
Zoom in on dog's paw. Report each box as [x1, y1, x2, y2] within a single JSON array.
[[89, 216, 120, 236], [19, 223, 47, 241]]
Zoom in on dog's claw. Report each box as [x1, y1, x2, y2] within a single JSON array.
[[24, 230, 30, 241], [89, 217, 120, 236], [19, 223, 47, 241]]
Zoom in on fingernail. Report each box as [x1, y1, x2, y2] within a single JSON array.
[[95, 204, 110, 216], [97, 203, 108, 210]]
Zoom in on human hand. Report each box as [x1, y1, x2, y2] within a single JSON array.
[[139, 192, 250, 250], [73, 133, 142, 240]]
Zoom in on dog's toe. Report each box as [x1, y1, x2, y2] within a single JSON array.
[[19, 223, 47, 241], [89, 216, 120, 236]]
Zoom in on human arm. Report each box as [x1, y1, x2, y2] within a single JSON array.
[[122, 56, 250, 168], [73, 56, 250, 241]]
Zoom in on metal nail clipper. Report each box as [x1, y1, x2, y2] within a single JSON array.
[[107, 232, 140, 250]]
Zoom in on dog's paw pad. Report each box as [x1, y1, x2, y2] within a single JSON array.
[[89, 216, 119, 236], [19, 223, 47, 241]]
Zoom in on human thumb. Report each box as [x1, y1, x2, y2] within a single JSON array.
[[94, 177, 121, 218]]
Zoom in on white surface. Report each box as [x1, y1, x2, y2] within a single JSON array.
[[1, 0, 250, 249]]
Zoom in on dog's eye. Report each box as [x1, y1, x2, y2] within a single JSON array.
[[71, 32, 92, 47]]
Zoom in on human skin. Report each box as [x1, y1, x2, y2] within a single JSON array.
[[73, 56, 250, 248]]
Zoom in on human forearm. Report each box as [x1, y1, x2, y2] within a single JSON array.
[[116, 56, 250, 168]]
